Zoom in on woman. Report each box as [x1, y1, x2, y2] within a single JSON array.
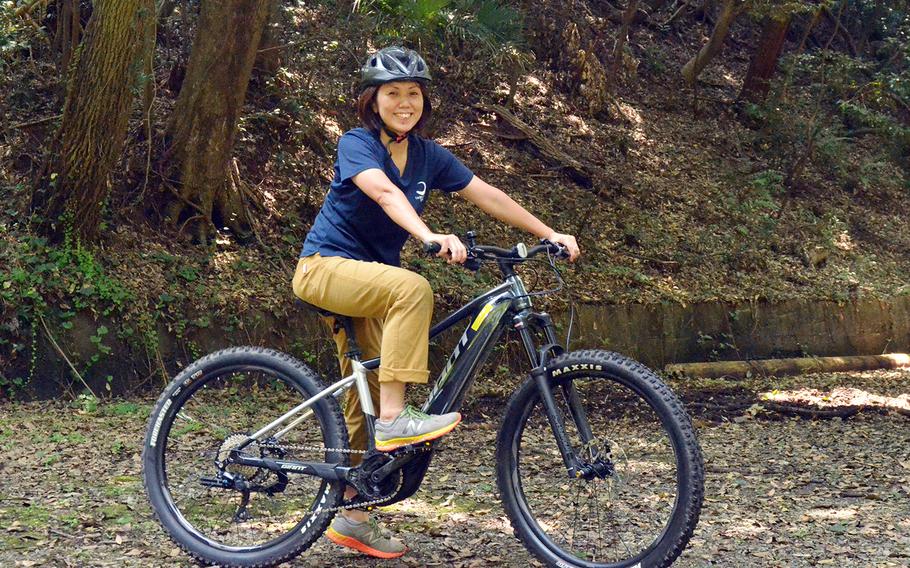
[[292, 46, 580, 559]]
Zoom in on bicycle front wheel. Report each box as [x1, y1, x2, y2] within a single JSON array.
[[142, 347, 348, 567], [496, 350, 704, 568]]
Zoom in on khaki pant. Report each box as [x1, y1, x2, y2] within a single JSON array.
[[292, 254, 433, 464]]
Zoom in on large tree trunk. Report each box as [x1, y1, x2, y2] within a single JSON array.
[[680, 0, 744, 85], [739, 13, 792, 103], [254, 0, 283, 77], [159, 0, 271, 244], [31, 0, 153, 243]]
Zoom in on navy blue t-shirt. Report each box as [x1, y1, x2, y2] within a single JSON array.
[[301, 128, 474, 266]]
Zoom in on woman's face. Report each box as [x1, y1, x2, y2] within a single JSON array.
[[373, 81, 424, 136]]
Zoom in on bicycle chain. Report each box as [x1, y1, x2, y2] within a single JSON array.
[[262, 442, 368, 455], [313, 493, 399, 515], [258, 442, 428, 514]]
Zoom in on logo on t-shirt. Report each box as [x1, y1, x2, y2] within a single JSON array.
[[416, 181, 427, 202]]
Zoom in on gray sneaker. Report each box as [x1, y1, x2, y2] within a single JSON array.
[[374, 405, 461, 451], [325, 515, 407, 558]]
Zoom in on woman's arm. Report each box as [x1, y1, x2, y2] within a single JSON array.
[[352, 168, 467, 263], [457, 176, 580, 260]]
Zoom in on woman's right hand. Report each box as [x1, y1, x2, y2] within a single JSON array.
[[425, 233, 467, 264]]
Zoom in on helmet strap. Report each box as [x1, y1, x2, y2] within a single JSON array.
[[382, 124, 409, 147]]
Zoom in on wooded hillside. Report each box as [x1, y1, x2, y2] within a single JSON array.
[[1, 0, 909, 396]]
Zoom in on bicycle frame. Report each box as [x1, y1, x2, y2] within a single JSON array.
[[232, 269, 593, 488]]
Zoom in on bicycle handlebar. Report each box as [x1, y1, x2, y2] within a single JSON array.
[[422, 237, 569, 269]]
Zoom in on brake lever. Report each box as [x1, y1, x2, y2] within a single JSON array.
[[540, 239, 570, 260], [464, 253, 481, 272], [423, 241, 482, 271]]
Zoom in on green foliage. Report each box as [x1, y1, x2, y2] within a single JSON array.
[[782, 15, 910, 162], [0, 8, 34, 73], [73, 393, 100, 414], [105, 401, 142, 416], [0, 232, 138, 396], [726, 169, 784, 246], [177, 265, 199, 282], [738, 0, 909, 196], [696, 331, 738, 361], [640, 45, 668, 76], [356, 0, 527, 67], [747, 169, 785, 206]]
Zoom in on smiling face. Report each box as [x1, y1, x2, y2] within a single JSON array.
[[372, 81, 424, 136]]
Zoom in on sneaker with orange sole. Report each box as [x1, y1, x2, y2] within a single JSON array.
[[374, 405, 461, 452], [325, 516, 407, 559]]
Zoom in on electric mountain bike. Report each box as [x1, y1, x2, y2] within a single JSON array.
[[142, 235, 704, 568]]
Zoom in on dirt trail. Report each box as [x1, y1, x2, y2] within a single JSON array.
[[1, 370, 909, 567]]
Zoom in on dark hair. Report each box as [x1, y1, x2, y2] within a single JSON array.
[[357, 81, 432, 136]]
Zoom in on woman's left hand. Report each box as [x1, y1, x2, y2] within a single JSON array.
[[546, 232, 580, 262]]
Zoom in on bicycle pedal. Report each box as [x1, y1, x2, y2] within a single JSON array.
[[391, 441, 434, 454]]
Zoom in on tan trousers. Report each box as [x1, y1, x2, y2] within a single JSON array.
[[291, 254, 433, 464]]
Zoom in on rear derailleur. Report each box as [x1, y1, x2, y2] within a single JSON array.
[[200, 435, 290, 522]]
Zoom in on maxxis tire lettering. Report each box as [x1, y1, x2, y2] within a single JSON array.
[[496, 349, 704, 568], [549, 363, 602, 377]]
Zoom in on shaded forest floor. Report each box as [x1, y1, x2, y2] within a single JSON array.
[[1, 368, 908, 567]]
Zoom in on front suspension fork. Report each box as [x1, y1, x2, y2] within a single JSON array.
[[530, 367, 582, 477], [516, 313, 595, 478]]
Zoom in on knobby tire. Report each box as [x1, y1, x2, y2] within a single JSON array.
[[141, 347, 349, 567], [496, 350, 704, 568]]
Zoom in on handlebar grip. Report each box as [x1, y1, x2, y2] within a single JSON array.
[[540, 239, 570, 259], [423, 242, 442, 255]]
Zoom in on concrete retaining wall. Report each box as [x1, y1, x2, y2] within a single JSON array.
[[570, 296, 910, 368], [18, 295, 910, 398]]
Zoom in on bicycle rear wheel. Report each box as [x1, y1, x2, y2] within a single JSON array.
[[496, 350, 704, 568], [142, 347, 348, 567]]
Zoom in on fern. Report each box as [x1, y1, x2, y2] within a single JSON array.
[[356, 0, 525, 62]]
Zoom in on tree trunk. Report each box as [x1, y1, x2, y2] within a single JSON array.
[[254, 0, 283, 77], [53, 0, 82, 76], [739, 13, 791, 103], [158, 0, 271, 244], [32, 0, 154, 243], [608, 0, 642, 90], [680, 0, 743, 85]]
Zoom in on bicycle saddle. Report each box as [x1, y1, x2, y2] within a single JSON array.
[[296, 299, 347, 320]]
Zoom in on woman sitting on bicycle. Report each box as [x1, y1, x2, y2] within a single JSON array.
[[292, 45, 580, 559]]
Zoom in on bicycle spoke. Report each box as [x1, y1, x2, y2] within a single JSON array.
[[172, 410, 228, 438], [151, 367, 338, 548], [514, 375, 680, 564]]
